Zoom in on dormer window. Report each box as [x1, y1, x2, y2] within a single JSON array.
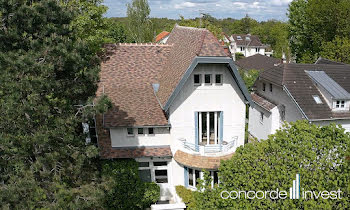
[[127, 128, 134, 136], [245, 37, 250, 41], [240, 47, 245, 51], [313, 95, 323, 104], [194, 74, 201, 85], [215, 74, 223, 85], [204, 74, 212, 85], [335, 100, 345, 108], [237, 36, 242, 40], [256, 48, 260, 52]]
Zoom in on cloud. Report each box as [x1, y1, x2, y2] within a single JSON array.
[[103, 0, 291, 21]]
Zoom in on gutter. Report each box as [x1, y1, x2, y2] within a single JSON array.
[[283, 85, 309, 121]]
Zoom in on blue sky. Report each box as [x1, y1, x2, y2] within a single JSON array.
[[103, 0, 292, 21]]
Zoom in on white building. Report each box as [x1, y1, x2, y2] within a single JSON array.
[[248, 58, 350, 141], [229, 34, 268, 59], [96, 25, 252, 208]]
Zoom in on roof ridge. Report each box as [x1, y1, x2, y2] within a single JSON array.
[[196, 30, 208, 55], [118, 43, 173, 47], [176, 25, 207, 31]]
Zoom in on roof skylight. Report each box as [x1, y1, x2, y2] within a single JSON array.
[[312, 95, 323, 104], [237, 36, 242, 40]]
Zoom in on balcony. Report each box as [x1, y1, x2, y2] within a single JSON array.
[[178, 136, 237, 156]]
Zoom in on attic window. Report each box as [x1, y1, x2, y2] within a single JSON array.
[[237, 36, 242, 40], [127, 128, 134, 136], [312, 95, 323, 104], [204, 74, 212, 85], [256, 48, 260, 52], [335, 100, 345, 108], [215, 74, 223, 85], [194, 74, 201, 85], [246, 37, 251, 41]]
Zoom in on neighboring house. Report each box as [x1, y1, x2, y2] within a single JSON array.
[[229, 34, 268, 59], [315, 57, 348, 65], [248, 62, 350, 140], [96, 25, 252, 206], [235, 54, 281, 72], [155, 31, 170, 43]]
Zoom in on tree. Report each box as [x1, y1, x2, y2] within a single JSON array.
[[288, 0, 350, 63], [238, 69, 259, 92], [0, 0, 110, 208], [320, 36, 350, 64], [190, 121, 350, 209], [178, 16, 224, 40], [126, 0, 153, 43]]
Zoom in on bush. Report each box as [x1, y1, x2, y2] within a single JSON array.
[[102, 159, 160, 209], [176, 185, 197, 209]]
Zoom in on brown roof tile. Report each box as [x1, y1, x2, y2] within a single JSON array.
[[174, 150, 233, 170], [155, 31, 170, 42], [97, 43, 172, 127], [235, 54, 281, 71], [251, 93, 276, 111], [157, 25, 228, 106], [232, 34, 264, 47]]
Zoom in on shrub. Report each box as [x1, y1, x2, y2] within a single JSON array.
[[176, 185, 197, 209]]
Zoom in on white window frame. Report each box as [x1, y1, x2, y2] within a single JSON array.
[[204, 74, 212, 85], [127, 128, 134, 136], [198, 111, 221, 145], [137, 128, 144, 135], [335, 100, 345, 109], [138, 159, 169, 184], [194, 74, 202, 86], [186, 168, 220, 189], [215, 74, 223, 85], [210, 171, 220, 188]]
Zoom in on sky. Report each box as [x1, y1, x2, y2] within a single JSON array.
[[103, 0, 293, 21]]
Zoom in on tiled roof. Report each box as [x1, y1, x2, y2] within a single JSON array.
[[96, 115, 172, 159], [259, 63, 350, 120], [157, 25, 227, 106], [231, 34, 264, 47], [155, 31, 170, 42], [251, 93, 276, 111], [174, 150, 233, 170], [235, 54, 281, 71], [97, 43, 171, 127], [315, 57, 347, 65]]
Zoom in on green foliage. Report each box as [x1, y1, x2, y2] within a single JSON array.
[[320, 36, 350, 64], [102, 160, 160, 209], [126, 0, 153, 43], [194, 121, 350, 209], [0, 0, 110, 208], [239, 69, 259, 92], [178, 15, 223, 40], [235, 52, 245, 61], [176, 185, 197, 209], [288, 0, 350, 63]]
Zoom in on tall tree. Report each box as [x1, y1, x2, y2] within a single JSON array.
[[126, 0, 153, 43], [0, 0, 110, 208], [288, 0, 350, 63]]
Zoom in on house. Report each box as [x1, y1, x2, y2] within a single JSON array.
[[229, 34, 268, 59], [235, 54, 281, 72], [95, 25, 252, 206], [155, 31, 170, 43], [248, 61, 350, 140]]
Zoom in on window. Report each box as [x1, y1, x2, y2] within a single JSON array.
[[194, 74, 201, 85], [137, 159, 169, 184], [127, 128, 134, 136], [312, 95, 323, 104], [197, 112, 222, 145], [336, 100, 345, 108], [188, 168, 201, 188], [155, 169, 168, 183], [240, 47, 245, 51], [204, 74, 212, 85], [215, 74, 223, 85], [263, 83, 266, 91], [211, 171, 219, 188], [245, 37, 251, 41], [256, 48, 260, 52], [260, 112, 264, 123], [148, 127, 154, 135], [269, 83, 273, 92], [237, 36, 242, 40], [138, 128, 144, 135]]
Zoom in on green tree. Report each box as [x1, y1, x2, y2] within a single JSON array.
[[126, 0, 153, 43], [194, 121, 350, 209], [0, 0, 110, 208], [178, 16, 224, 40], [288, 0, 350, 63], [320, 36, 350, 64], [102, 160, 160, 209], [238, 69, 259, 92]]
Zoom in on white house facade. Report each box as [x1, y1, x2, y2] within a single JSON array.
[[95, 25, 252, 208], [249, 59, 350, 141], [229, 34, 267, 59]]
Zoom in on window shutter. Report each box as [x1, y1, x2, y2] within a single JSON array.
[[219, 111, 223, 149], [184, 166, 188, 187], [194, 112, 198, 148]]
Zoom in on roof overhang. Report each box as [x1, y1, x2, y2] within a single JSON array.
[[162, 56, 254, 111]]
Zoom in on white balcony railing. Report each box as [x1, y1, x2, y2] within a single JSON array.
[[179, 136, 237, 154]]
